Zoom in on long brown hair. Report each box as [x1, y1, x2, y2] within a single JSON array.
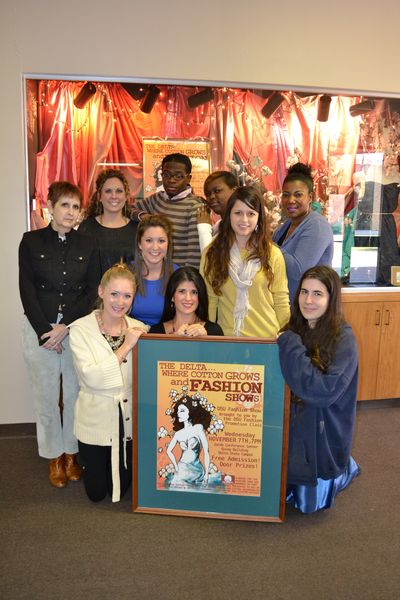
[[203, 186, 273, 295], [282, 266, 344, 372], [133, 214, 174, 296]]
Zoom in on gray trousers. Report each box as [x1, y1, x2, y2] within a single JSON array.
[[22, 317, 79, 459]]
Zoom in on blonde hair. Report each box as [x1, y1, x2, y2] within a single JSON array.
[[97, 263, 137, 309]]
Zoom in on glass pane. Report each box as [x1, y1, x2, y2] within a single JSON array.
[[24, 80, 400, 288]]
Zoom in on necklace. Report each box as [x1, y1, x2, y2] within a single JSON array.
[[97, 311, 125, 350]]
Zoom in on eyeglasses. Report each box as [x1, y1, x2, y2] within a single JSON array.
[[161, 171, 187, 181]]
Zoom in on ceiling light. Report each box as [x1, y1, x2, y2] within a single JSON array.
[[73, 82, 96, 109], [141, 85, 161, 113], [317, 95, 332, 122], [187, 88, 214, 109], [349, 99, 375, 117], [261, 92, 285, 119]]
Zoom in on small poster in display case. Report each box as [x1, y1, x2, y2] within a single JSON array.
[[142, 138, 211, 198]]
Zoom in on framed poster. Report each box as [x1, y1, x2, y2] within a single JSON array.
[[142, 138, 211, 198], [132, 335, 289, 522]]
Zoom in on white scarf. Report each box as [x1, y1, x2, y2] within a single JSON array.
[[228, 243, 261, 336]]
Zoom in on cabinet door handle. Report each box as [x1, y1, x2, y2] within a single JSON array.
[[384, 309, 390, 326], [375, 309, 381, 326]]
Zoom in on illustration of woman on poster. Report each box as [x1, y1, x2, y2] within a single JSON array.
[[160, 391, 224, 491]]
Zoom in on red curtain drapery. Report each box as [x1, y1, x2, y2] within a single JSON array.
[[33, 82, 362, 212]]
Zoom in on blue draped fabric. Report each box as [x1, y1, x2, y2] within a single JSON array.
[[286, 456, 360, 514]]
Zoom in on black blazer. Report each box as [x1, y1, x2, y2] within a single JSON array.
[[19, 224, 101, 342]]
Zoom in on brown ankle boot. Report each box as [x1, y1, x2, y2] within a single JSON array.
[[64, 453, 82, 482], [49, 455, 67, 488]]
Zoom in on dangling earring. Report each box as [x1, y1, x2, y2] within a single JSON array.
[[255, 223, 259, 232], [123, 202, 131, 219], [96, 192, 103, 215]]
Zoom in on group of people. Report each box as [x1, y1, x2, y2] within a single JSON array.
[[18, 151, 360, 513]]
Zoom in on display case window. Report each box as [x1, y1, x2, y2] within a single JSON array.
[[24, 78, 400, 288]]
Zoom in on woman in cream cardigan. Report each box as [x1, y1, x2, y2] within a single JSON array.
[[69, 263, 148, 503]]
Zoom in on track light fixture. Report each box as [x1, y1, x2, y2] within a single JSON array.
[[295, 91, 317, 98], [73, 82, 96, 109], [121, 83, 148, 101], [187, 88, 214, 109], [349, 99, 375, 117], [252, 89, 274, 99], [261, 92, 285, 119], [317, 95, 332, 122], [388, 98, 400, 113], [140, 85, 161, 113]]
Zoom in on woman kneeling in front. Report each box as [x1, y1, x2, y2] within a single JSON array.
[[277, 266, 360, 513], [69, 264, 148, 502]]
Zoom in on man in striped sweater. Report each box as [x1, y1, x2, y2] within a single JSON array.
[[133, 153, 203, 268]]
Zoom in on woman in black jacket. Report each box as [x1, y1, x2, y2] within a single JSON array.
[[19, 181, 100, 488]]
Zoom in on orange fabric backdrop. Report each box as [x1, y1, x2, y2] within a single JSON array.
[[34, 82, 361, 211]]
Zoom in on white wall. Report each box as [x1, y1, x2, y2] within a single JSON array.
[[1, 0, 400, 423]]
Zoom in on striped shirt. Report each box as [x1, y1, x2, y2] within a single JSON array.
[[134, 187, 203, 268]]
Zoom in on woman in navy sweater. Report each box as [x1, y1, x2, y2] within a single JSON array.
[[277, 266, 360, 513]]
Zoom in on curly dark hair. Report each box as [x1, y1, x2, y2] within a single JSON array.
[[283, 162, 314, 194], [281, 265, 344, 372], [171, 396, 212, 431], [84, 169, 132, 218], [203, 186, 273, 295]]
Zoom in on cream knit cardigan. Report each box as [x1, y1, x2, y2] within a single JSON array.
[[69, 311, 147, 502]]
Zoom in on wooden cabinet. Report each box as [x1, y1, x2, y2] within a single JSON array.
[[342, 290, 400, 401]]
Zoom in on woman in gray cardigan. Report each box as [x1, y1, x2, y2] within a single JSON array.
[[273, 163, 334, 302]]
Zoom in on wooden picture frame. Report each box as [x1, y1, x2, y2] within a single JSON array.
[[132, 335, 290, 522]]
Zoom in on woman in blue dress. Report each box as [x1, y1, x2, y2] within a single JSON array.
[[277, 266, 360, 513], [130, 214, 176, 326]]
